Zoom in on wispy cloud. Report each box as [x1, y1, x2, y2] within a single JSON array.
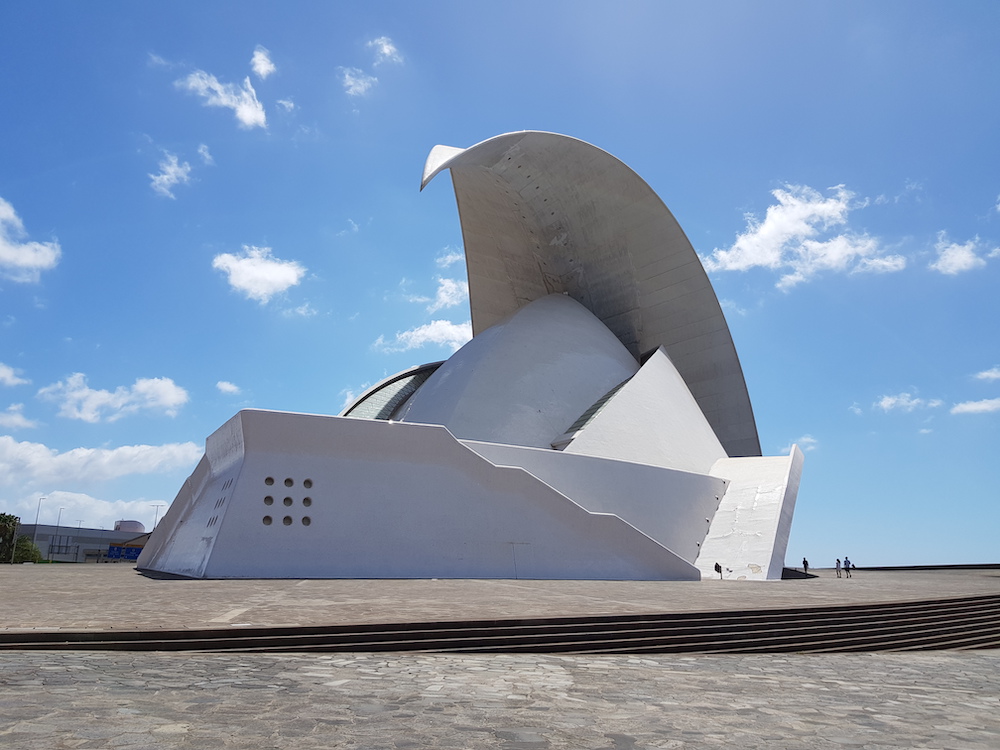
[[216, 380, 241, 395], [0, 435, 201, 487], [337, 218, 360, 236], [435, 249, 465, 268], [928, 232, 991, 275], [0, 404, 38, 430], [781, 434, 818, 453], [148, 152, 192, 198], [426, 278, 469, 313], [250, 45, 276, 80], [340, 67, 377, 97], [0, 362, 30, 387], [368, 36, 404, 66], [276, 98, 295, 112], [874, 392, 943, 413], [951, 398, 1000, 415], [974, 366, 1000, 382], [197, 144, 214, 165], [374, 320, 472, 353], [37, 373, 189, 423], [212, 245, 306, 303], [702, 184, 905, 290], [0, 197, 62, 283], [176, 71, 267, 129]]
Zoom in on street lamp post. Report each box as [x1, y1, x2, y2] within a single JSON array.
[[50, 507, 65, 562], [31, 496, 45, 548]]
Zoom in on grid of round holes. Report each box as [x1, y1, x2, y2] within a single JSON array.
[[263, 476, 314, 526]]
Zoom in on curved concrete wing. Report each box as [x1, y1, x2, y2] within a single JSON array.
[[422, 131, 761, 457]]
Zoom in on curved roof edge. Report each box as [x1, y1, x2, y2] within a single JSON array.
[[341, 361, 444, 420], [421, 131, 761, 457]]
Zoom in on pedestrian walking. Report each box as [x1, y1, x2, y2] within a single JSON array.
[[802, 557, 809, 575], [835, 558, 842, 578], [844, 556, 852, 578]]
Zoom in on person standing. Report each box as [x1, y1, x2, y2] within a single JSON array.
[[844, 556, 852, 578], [802, 557, 809, 575], [835, 558, 842, 578]]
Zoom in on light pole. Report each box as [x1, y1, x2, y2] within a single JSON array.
[[151, 504, 165, 529], [31, 496, 45, 548], [50, 507, 64, 562]]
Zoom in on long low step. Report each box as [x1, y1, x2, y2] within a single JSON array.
[[2, 593, 998, 655]]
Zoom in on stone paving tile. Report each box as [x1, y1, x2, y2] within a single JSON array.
[[1, 650, 999, 749]]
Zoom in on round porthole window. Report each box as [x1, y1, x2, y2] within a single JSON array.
[[282, 516, 293, 526], [263, 516, 273, 525], [264, 496, 274, 506], [302, 497, 312, 507], [302, 517, 311, 526], [283, 497, 293, 506], [303, 479, 313, 489], [265, 477, 274, 486], [284, 478, 294, 487]]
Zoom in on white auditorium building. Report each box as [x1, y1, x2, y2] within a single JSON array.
[[138, 132, 803, 582]]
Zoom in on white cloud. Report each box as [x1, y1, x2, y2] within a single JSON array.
[[148, 152, 192, 199], [367, 36, 404, 66], [37, 373, 189, 423], [974, 366, 1000, 382], [277, 98, 295, 112], [848, 402, 863, 415], [874, 392, 943, 413], [928, 232, 988, 275], [374, 320, 473, 353], [435, 249, 465, 268], [283, 303, 317, 318], [197, 143, 214, 165], [0, 362, 29, 386], [950, 398, 1000, 415], [780, 434, 818, 454], [250, 45, 276, 80], [719, 298, 747, 317], [702, 184, 903, 289], [853, 254, 907, 274], [426, 278, 469, 313], [0, 196, 62, 283], [212, 245, 306, 303], [0, 404, 38, 429], [216, 380, 241, 395], [337, 218, 360, 236], [0, 435, 201, 487], [176, 71, 267, 129], [340, 67, 377, 96]]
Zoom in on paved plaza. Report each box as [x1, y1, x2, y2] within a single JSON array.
[[2, 565, 998, 748]]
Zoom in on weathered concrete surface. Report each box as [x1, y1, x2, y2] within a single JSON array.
[[2, 564, 998, 632], [2, 650, 998, 749]]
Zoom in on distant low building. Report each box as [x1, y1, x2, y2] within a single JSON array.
[[18, 524, 150, 564]]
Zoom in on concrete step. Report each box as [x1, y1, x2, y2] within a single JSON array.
[[3, 593, 998, 654]]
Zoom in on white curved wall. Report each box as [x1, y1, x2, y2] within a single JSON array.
[[562, 347, 727, 475], [397, 294, 639, 449], [139, 409, 700, 580]]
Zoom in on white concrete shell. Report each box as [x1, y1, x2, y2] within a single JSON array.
[[139, 131, 803, 582], [422, 131, 760, 458]]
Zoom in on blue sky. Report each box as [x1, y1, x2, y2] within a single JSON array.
[[1, 1, 998, 567]]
